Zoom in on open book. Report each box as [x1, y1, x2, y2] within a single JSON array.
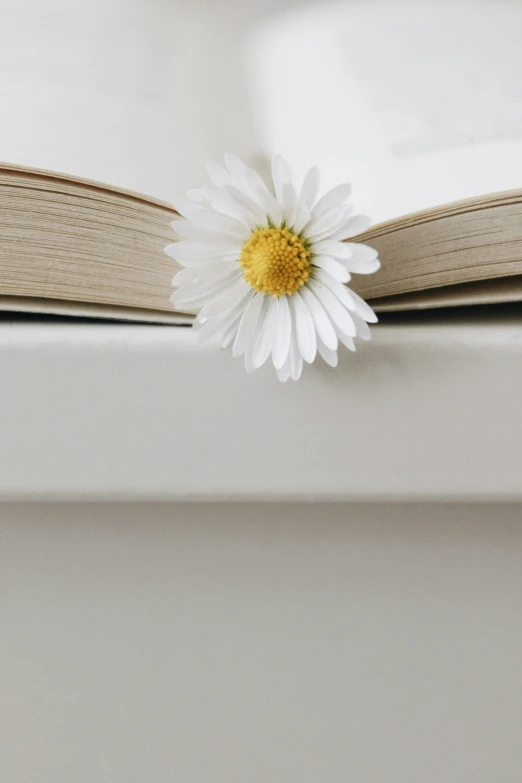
[[0, 164, 186, 324], [1, 0, 521, 320]]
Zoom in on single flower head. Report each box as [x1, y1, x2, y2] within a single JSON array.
[[166, 154, 380, 381]]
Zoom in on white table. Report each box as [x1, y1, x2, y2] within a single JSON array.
[[1, 312, 521, 783], [1, 311, 521, 501]]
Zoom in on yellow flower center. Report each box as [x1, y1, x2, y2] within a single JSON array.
[[239, 227, 311, 297]]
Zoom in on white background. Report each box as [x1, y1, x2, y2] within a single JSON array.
[[1, 2, 522, 779], [0, 0, 305, 199], [2, 0, 522, 218]]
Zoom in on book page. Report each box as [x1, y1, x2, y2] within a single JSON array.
[[0, 0, 259, 204], [247, 0, 522, 222], [4, 0, 522, 221]]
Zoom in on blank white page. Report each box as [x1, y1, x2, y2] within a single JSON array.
[[248, 0, 522, 221]]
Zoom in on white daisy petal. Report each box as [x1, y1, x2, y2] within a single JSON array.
[[343, 257, 381, 275], [338, 243, 381, 274], [171, 279, 230, 308], [225, 152, 266, 212], [343, 242, 378, 261], [169, 225, 186, 243], [292, 201, 311, 235], [166, 242, 200, 264], [171, 267, 199, 286], [306, 207, 345, 240], [224, 184, 267, 225], [242, 160, 270, 193], [271, 155, 291, 203], [172, 199, 209, 222], [221, 322, 239, 350], [253, 296, 279, 369], [168, 250, 240, 268], [277, 359, 291, 383], [232, 292, 265, 358], [316, 336, 339, 368], [307, 278, 356, 337], [193, 314, 207, 329], [244, 349, 256, 374], [173, 221, 245, 247], [165, 241, 239, 266], [171, 288, 240, 313], [186, 188, 206, 202], [299, 286, 338, 351], [172, 261, 240, 289], [329, 214, 372, 241], [203, 181, 256, 229], [175, 209, 250, 239], [333, 321, 356, 352], [272, 295, 292, 369], [295, 354, 304, 381], [352, 312, 372, 340], [198, 290, 255, 344], [282, 183, 298, 229], [251, 183, 284, 226], [243, 167, 285, 225], [312, 240, 353, 259], [310, 268, 355, 310], [201, 279, 251, 319], [312, 183, 352, 219], [199, 313, 239, 345], [288, 326, 303, 382], [346, 288, 379, 323], [180, 260, 240, 284], [205, 314, 242, 347], [201, 179, 232, 205], [290, 291, 317, 364], [168, 156, 380, 380], [228, 157, 278, 207], [315, 241, 380, 274], [207, 161, 234, 189], [224, 153, 257, 196], [306, 204, 350, 243], [171, 270, 243, 308], [244, 297, 270, 373], [300, 166, 320, 209], [311, 255, 350, 283], [225, 157, 284, 223]]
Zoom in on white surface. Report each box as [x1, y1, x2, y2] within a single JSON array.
[[4, 0, 521, 217], [248, 0, 522, 220], [0, 0, 302, 200], [1, 314, 521, 500], [1, 502, 521, 782]]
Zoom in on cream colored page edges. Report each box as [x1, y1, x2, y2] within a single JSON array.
[[0, 168, 179, 310]]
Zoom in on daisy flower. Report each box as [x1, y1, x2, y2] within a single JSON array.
[[166, 154, 380, 382]]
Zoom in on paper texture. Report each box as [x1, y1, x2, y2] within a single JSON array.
[[247, 0, 522, 221], [3, 0, 520, 223], [0, 0, 259, 202]]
